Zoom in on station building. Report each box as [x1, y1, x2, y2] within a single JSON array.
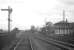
[[54, 20, 74, 35]]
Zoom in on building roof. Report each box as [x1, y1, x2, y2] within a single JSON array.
[[54, 21, 74, 29]]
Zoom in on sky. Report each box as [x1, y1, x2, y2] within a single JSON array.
[[0, 0, 74, 30]]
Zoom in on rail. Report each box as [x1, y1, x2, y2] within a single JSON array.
[[34, 35, 74, 50]]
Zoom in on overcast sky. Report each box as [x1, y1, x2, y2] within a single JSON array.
[[0, 0, 74, 30]]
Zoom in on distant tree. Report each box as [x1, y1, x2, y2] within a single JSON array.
[[41, 22, 55, 35], [31, 25, 35, 30], [46, 22, 54, 33], [30, 25, 36, 33], [11, 27, 19, 33]]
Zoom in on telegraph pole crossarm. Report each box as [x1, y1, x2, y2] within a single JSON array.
[[1, 6, 13, 33]]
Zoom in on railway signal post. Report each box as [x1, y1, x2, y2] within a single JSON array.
[[1, 6, 13, 33]]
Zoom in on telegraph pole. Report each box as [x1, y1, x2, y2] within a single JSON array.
[[63, 10, 65, 22], [1, 6, 13, 33]]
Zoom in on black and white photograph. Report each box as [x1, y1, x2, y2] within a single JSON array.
[[0, 0, 74, 50]]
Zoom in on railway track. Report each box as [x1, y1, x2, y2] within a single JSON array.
[[39, 34, 74, 48], [34, 34, 74, 50], [13, 37, 34, 50]]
